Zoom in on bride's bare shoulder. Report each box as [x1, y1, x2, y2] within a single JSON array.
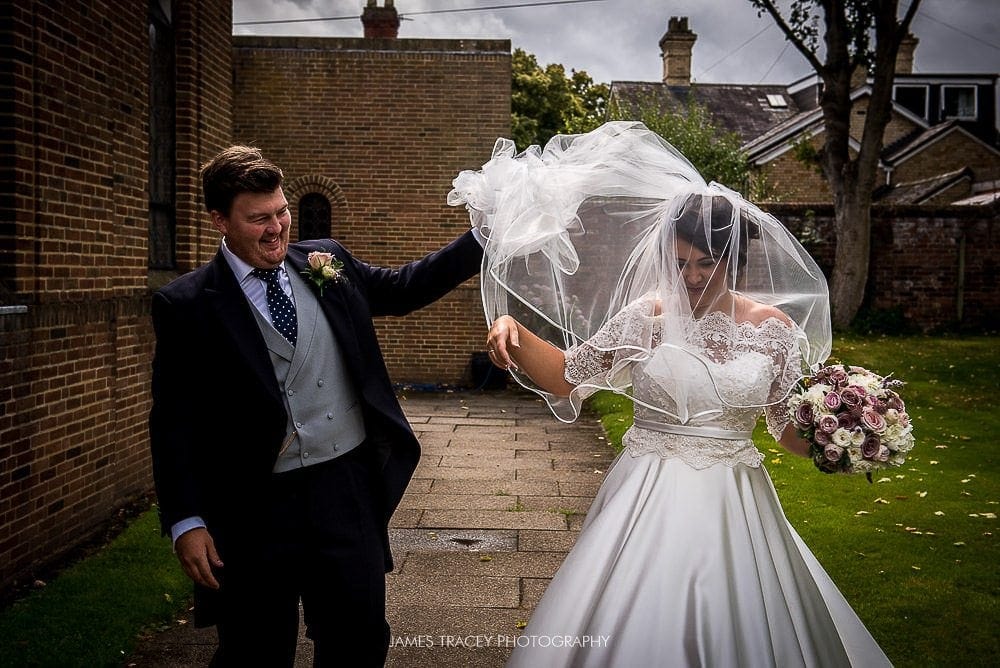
[[742, 299, 793, 328]]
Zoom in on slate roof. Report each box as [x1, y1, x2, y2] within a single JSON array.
[[873, 167, 972, 204], [609, 81, 802, 144], [882, 119, 961, 164]]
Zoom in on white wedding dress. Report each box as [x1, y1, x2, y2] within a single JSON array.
[[506, 311, 892, 668]]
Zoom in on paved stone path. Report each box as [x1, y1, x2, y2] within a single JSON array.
[[126, 388, 614, 667]]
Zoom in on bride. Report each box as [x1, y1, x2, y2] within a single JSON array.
[[449, 122, 892, 667]]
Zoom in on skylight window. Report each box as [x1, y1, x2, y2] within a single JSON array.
[[766, 94, 788, 108]]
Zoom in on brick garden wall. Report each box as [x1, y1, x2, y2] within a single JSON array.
[[771, 202, 1000, 331], [0, 0, 234, 594], [231, 36, 511, 386]]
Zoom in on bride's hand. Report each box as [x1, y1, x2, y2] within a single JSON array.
[[487, 315, 520, 370]]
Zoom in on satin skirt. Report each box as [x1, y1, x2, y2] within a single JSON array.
[[506, 451, 892, 667]]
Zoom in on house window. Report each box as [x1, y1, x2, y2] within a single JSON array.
[[298, 193, 332, 240], [765, 94, 788, 108], [942, 85, 977, 120], [893, 84, 928, 119], [148, 0, 175, 270]]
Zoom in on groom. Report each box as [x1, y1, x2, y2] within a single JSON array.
[[148, 145, 483, 666]]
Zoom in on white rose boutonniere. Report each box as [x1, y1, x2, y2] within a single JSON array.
[[302, 251, 345, 295]]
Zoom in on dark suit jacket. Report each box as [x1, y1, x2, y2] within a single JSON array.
[[149, 232, 483, 578]]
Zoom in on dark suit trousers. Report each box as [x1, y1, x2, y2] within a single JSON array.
[[210, 445, 390, 668]]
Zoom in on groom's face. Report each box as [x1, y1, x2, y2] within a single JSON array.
[[212, 187, 291, 269]]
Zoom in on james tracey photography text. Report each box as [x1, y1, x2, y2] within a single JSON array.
[[389, 634, 612, 649]]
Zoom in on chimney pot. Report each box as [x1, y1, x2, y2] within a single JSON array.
[[362, 1, 400, 39]]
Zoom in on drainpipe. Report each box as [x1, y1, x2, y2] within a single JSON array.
[[956, 230, 965, 324]]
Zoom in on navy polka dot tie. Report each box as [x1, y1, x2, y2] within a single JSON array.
[[252, 267, 297, 346]]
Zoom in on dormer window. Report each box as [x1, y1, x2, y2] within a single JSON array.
[[766, 94, 787, 108], [894, 84, 928, 120], [942, 85, 976, 120]]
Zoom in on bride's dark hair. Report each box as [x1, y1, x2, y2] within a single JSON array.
[[673, 193, 759, 274]]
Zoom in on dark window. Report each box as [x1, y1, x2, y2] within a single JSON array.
[[148, 0, 175, 269], [942, 85, 977, 120], [299, 193, 332, 240], [893, 85, 928, 119]]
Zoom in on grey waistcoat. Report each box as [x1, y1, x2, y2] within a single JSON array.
[[249, 266, 366, 473]]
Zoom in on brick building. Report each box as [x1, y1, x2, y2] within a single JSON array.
[[0, 0, 509, 594]]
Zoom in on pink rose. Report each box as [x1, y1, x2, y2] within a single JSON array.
[[876, 445, 891, 462], [861, 434, 881, 459], [837, 412, 858, 430], [824, 444, 845, 463], [840, 387, 864, 409], [861, 407, 887, 432], [829, 368, 848, 386], [823, 391, 843, 411], [307, 251, 334, 270], [794, 403, 814, 427], [817, 414, 839, 434]]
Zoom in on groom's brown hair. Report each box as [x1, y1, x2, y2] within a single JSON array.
[[200, 145, 283, 216]]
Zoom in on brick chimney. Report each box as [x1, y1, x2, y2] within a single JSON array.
[[362, 0, 400, 39], [659, 16, 697, 85], [895, 33, 919, 74]]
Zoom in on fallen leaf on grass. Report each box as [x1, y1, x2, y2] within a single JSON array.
[[917, 491, 928, 498], [934, 511, 945, 516]]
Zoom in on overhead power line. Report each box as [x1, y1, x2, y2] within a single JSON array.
[[234, 0, 606, 27]]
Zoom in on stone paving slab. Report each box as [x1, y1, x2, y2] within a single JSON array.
[[438, 454, 553, 470], [419, 509, 567, 531], [413, 465, 518, 481], [396, 551, 567, 578], [519, 495, 593, 514], [398, 493, 517, 511], [385, 574, 521, 607], [518, 529, 582, 552], [428, 478, 559, 496]]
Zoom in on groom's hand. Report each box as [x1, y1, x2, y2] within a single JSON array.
[[175, 527, 223, 589]]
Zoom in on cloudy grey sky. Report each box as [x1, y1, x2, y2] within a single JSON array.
[[232, 0, 1000, 86]]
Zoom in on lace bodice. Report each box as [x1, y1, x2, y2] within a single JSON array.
[[564, 306, 803, 469]]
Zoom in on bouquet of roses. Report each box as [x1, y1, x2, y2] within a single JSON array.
[[787, 363, 915, 478]]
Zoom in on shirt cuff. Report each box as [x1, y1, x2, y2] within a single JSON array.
[[471, 226, 486, 247], [170, 516, 206, 551]]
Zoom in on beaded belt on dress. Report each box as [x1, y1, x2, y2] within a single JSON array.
[[632, 418, 752, 440], [625, 419, 762, 468]]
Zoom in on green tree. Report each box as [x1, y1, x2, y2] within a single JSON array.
[[749, 0, 921, 328], [608, 94, 768, 200], [511, 48, 608, 150]]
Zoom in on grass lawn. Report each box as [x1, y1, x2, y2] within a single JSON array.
[[592, 334, 999, 667], [0, 503, 190, 668]]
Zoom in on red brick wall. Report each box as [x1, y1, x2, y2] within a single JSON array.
[[771, 203, 1000, 330], [232, 36, 511, 385], [0, 0, 233, 594]]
